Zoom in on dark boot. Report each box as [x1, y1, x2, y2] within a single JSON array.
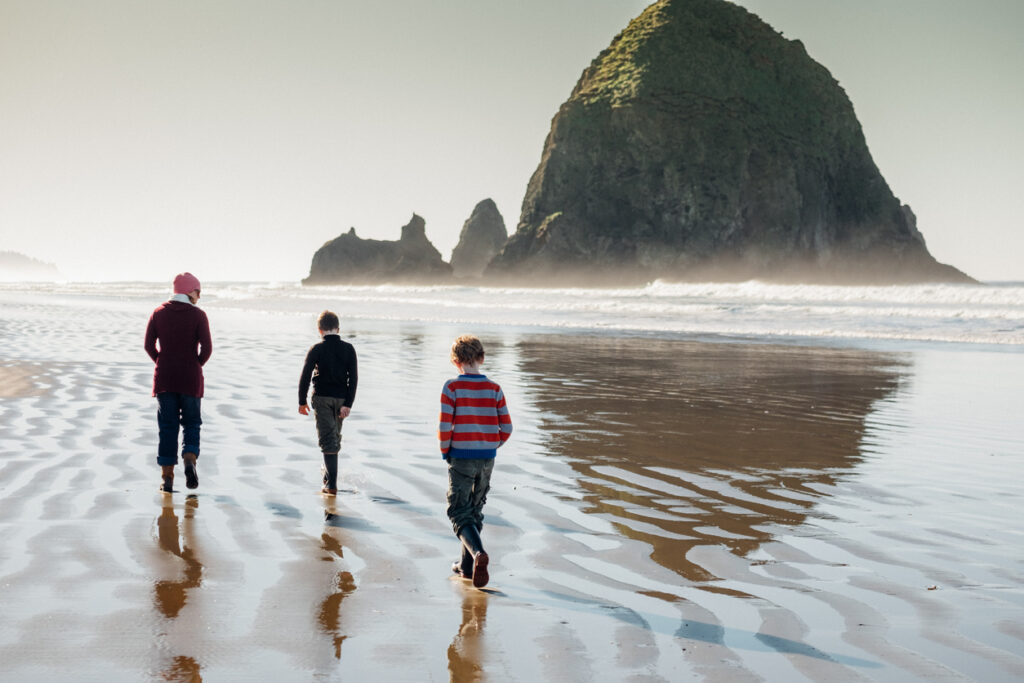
[[321, 452, 338, 495], [452, 545, 474, 580], [183, 452, 199, 489], [457, 524, 489, 588], [160, 465, 174, 493]]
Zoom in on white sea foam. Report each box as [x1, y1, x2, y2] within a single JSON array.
[[2, 280, 1022, 346], [233, 280, 1024, 346]]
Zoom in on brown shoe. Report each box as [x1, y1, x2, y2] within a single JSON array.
[[160, 465, 174, 493], [183, 452, 199, 489], [472, 551, 489, 588], [452, 562, 472, 580], [321, 486, 337, 495]]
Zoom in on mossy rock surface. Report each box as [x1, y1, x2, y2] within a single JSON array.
[[489, 0, 970, 284]]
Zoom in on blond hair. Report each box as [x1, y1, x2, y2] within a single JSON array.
[[451, 335, 485, 365]]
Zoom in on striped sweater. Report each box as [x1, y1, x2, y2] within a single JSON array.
[[438, 374, 513, 459]]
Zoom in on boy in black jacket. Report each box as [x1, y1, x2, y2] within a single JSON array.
[[298, 310, 358, 494]]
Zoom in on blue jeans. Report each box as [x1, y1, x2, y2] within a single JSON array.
[[157, 393, 202, 466]]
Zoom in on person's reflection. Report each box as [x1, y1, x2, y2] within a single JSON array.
[[160, 655, 202, 682], [317, 532, 356, 659], [154, 496, 203, 619], [447, 590, 489, 681]]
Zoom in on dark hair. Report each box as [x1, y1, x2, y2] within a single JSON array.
[[317, 310, 340, 331], [450, 335, 485, 364]]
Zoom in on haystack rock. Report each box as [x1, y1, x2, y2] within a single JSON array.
[[449, 199, 508, 279], [487, 0, 972, 284], [303, 214, 452, 284]]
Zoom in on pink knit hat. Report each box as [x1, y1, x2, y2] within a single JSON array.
[[172, 272, 201, 295]]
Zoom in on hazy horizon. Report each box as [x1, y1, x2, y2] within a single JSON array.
[[2, 0, 1021, 282]]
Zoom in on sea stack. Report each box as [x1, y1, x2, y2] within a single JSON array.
[[449, 199, 508, 279], [303, 214, 452, 284], [487, 0, 972, 284]]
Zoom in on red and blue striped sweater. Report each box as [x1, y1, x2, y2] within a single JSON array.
[[438, 374, 513, 459]]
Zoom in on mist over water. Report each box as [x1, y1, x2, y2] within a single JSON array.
[[4, 280, 1021, 347]]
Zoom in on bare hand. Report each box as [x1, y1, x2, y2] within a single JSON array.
[[338, 406, 351, 419], [299, 404, 310, 416]]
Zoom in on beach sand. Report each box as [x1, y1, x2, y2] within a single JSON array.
[[0, 363, 50, 398], [1, 289, 1023, 681]]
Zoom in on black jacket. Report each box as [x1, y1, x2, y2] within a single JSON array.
[[298, 335, 358, 407]]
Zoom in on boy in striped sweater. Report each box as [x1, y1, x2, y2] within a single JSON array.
[[439, 335, 513, 588]]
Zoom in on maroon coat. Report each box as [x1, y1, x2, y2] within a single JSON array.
[[144, 301, 212, 397]]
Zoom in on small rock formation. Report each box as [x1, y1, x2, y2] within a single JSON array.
[[303, 214, 452, 284], [0, 251, 60, 281], [487, 0, 972, 284], [449, 199, 508, 279]]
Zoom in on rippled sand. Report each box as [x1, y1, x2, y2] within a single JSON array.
[[1, 290, 1023, 681]]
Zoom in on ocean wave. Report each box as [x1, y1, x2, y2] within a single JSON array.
[[3, 280, 1022, 347], [218, 279, 1024, 307]]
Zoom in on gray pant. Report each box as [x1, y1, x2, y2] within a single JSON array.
[[446, 457, 494, 535], [311, 395, 346, 454], [312, 395, 346, 490]]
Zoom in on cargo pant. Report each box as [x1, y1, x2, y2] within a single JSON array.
[[446, 457, 495, 535], [311, 395, 347, 489]]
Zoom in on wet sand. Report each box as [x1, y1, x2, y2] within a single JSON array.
[[0, 363, 49, 398], [1, 290, 1023, 681]]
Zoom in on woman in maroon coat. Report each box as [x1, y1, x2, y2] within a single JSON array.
[[144, 272, 212, 493]]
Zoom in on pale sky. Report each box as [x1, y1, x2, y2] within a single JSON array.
[[1, 0, 1021, 282]]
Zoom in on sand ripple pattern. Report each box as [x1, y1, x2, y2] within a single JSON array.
[[1, 291, 1023, 681]]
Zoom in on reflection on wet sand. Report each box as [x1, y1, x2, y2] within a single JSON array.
[[3, 290, 1021, 680], [317, 532, 356, 659], [517, 336, 906, 580], [159, 655, 202, 682], [154, 496, 203, 682], [447, 588, 489, 682], [155, 496, 203, 618]]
